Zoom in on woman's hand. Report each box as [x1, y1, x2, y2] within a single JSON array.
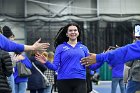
[[81, 53, 97, 67], [24, 38, 50, 51], [35, 52, 47, 64], [15, 54, 25, 62]]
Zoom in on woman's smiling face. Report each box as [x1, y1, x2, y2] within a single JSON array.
[[66, 25, 79, 41]]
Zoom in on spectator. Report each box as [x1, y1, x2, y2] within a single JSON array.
[[0, 49, 13, 93], [43, 51, 55, 93], [28, 50, 47, 93], [86, 68, 93, 93], [125, 60, 140, 93], [13, 52, 32, 93], [88, 46, 125, 93], [2, 25, 16, 93], [124, 38, 140, 93]]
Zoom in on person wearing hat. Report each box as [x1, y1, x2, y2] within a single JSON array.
[[0, 26, 13, 93], [2, 26, 15, 41], [2, 25, 16, 93]]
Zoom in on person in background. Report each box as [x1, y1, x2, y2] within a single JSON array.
[[35, 22, 89, 93], [87, 46, 125, 93], [2, 25, 16, 93], [28, 50, 47, 93], [0, 26, 13, 93], [123, 64, 130, 89], [13, 52, 32, 93], [110, 62, 125, 93], [108, 46, 125, 93], [91, 70, 100, 85], [43, 51, 55, 93], [86, 68, 93, 93], [109, 63, 125, 93], [0, 46, 13, 93], [53, 71, 58, 92], [124, 38, 140, 93], [125, 60, 140, 93]]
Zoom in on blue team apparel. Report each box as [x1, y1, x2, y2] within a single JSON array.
[[0, 34, 24, 52], [45, 42, 89, 80], [96, 40, 140, 65]]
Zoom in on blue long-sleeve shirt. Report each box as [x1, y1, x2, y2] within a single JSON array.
[[90, 41, 140, 78], [0, 34, 24, 52], [110, 63, 124, 78], [45, 42, 89, 80], [96, 40, 140, 66], [90, 55, 124, 78], [89, 61, 104, 71], [14, 54, 32, 83], [90, 61, 124, 78]]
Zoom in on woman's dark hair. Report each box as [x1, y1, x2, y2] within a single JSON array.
[[54, 22, 81, 48], [0, 26, 3, 33]]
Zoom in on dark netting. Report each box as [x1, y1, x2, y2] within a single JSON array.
[[25, 21, 83, 52], [84, 21, 134, 53], [25, 20, 138, 54]]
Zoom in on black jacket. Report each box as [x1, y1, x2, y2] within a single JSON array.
[[28, 56, 47, 90], [0, 50, 13, 93]]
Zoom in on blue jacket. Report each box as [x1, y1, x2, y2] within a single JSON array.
[[95, 40, 140, 66], [90, 41, 140, 78], [110, 63, 124, 78], [0, 34, 24, 52], [90, 61, 124, 78], [14, 54, 32, 83], [45, 42, 89, 80]]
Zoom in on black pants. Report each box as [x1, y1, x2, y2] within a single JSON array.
[[57, 79, 87, 93]]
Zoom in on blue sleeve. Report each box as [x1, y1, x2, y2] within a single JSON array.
[[45, 45, 62, 71], [84, 46, 89, 57], [89, 61, 104, 70], [0, 34, 24, 52], [81, 45, 89, 57], [96, 41, 140, 65]]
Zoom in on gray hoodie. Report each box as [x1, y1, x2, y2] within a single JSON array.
[[125, 60, 140, 82]]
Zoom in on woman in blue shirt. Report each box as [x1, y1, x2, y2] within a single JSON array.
[[36, 22, 89, 93], [13, 52, 32, 93]]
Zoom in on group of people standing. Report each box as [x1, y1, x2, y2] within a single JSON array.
[[0, 26, 32, 93], [1, 22, 140, 93], [0, 26, 53, 93]]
